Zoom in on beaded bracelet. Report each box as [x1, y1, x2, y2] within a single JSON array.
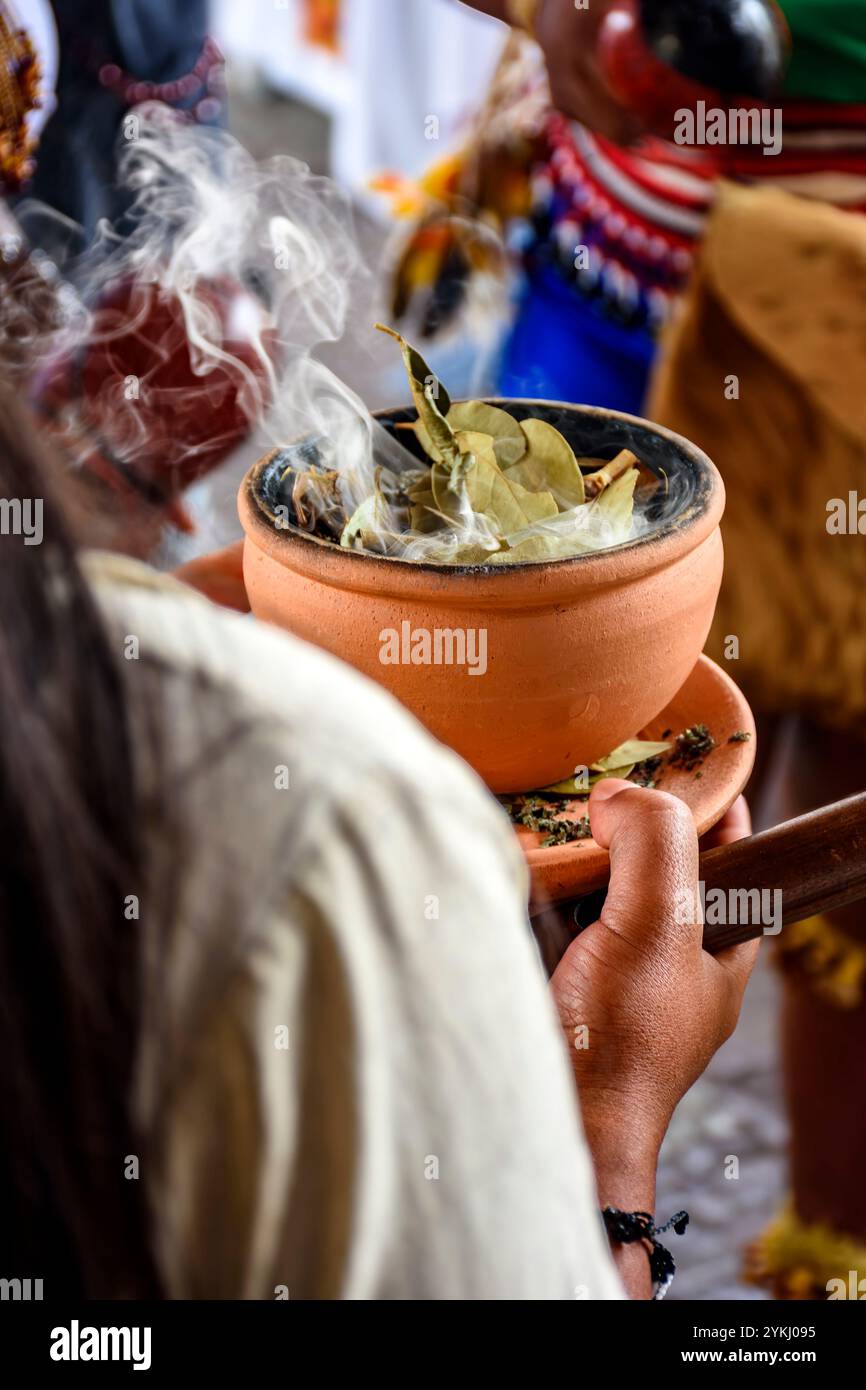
[[97, 35, 225, 124], [602, 1206, 689, 1300]]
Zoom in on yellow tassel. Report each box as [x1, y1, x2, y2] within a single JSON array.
[[776, 914, 866, 1009], [745, 1203, 866, 1299], [505, 0, 540, 37]]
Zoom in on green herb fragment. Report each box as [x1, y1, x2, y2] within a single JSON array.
[[628, 755, 664, 788], [669, 723, 717, 772], [728, 730, 752, 743], [503, 795, 592, 846], [540, 817, 592, 848], [502, 722, 722, 848]]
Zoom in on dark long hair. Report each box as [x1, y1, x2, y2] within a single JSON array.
[[0, 385, 159, 1297]]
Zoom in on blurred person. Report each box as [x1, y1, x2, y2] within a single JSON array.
[[384, 0, 785, 410], [462, 0, 866, 1292], [0, 0, 774, 1301], [24, 0, 223, 246], [0, 4, 271, 548], [393, 2, 852, 419], [648, 119, 866, 1302], [0, 385, 758, 1299], [366, 0, 866, 1294]]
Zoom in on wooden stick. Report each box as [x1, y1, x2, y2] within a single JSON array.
[[700, 791, 866, 952], [530, 792, 866, 973], [582, 449, 639, 499]]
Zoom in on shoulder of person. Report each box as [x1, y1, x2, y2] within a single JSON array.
[[83, 548, 518, 860]]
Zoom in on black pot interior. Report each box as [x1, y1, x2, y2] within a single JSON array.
[[256, 401, 713, 543]]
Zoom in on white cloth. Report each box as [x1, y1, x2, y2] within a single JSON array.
[[212, 0, 507, 201], [86, 550, 623, 1300], [331, 0, 506, 200]]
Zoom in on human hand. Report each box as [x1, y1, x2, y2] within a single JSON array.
[[533, 0, 645, 145], [550, 780, 758, 1191]]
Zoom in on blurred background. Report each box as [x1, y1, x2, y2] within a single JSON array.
[[11, 0, 866, 1302], [205, 0, 787, 1301]]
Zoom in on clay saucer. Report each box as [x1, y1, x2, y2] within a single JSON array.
[[518, 655, 756, 910]]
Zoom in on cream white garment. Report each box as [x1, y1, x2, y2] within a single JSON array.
[[85, 550, 623, 1301]]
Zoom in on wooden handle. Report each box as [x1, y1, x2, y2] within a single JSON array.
[[700, 791, 866, 951], [531, 792, 866, 973]]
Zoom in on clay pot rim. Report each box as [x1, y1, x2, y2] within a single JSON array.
[[240, 400, 725, 602]]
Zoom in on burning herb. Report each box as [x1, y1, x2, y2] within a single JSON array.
[[290, 324, 645, 565], [668, 723, 717, 772], [629, 755, 664, 788], [505, 795, 592, 846], [540, 816, 592, 847], [505, 721, 740, 847]]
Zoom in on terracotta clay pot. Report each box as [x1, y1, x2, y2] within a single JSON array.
[[238, 401, 724, 793]]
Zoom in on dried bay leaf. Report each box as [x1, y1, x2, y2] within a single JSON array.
[[486, 531, 587, 564], [587, 467, 638, 545], [375, 323, 462, 469], [422, 382, 466, 471], [538, 738, 671, 796], [375, 323, 451, 418], [490, 468, 638, 563], [538, 772, 604, 796], [430, 458, 462, 515], [453, 430, 558, 535], [591, 738, 671, 770], [407, 472, 436, 502], [447, 400, 526, 468], [409, 489, 440, 533], [538, 767, 636, 795], [447, 541, 504, 565], [341, 492, 389, 551], [506, 417, 585, 508], [409, 416, 439, 462]]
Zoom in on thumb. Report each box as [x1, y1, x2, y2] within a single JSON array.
[[589, 779, 701, 952]]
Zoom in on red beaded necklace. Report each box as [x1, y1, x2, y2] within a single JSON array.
[[97, 34, 224, 124]]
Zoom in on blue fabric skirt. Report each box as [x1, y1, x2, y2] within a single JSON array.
[[497, 267, 657, 418]]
